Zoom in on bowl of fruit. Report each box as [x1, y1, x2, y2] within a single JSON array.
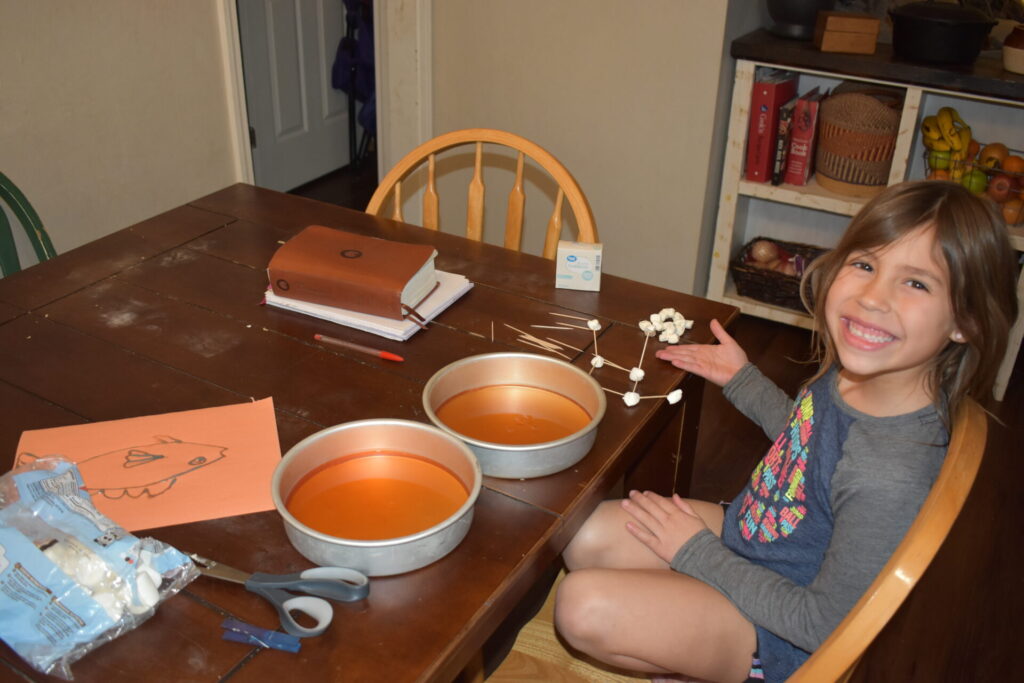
[[920, 107, 1023, 226]]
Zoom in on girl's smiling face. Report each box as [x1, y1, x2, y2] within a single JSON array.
[[825, 222, 963, 408]]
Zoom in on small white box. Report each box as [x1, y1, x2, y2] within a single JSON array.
[[555, 240, 602, 291]]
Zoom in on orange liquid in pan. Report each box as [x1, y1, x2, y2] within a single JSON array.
[[435, 384, 591, 445], [286, 451, 469, 540]]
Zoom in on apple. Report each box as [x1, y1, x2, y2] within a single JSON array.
[[961, 168, 988, 195], [928, 150, 951, 170], [986, 174, 1018, 203]]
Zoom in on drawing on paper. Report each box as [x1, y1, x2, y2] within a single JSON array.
[[17, 435, 228, 499]]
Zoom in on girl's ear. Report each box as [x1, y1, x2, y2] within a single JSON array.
[[951, 330, 966, 344]]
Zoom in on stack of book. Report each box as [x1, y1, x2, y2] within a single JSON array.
[[264, 225, 473, 341], [745, 68, 828, 187]]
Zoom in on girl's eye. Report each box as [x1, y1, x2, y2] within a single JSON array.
[[907, 279, 930, 292], [850, 260, 872, 272]]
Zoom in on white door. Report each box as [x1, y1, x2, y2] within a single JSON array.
[[237, 0, 350, 191]]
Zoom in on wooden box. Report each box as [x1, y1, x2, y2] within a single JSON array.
[[813, 11, 880, 55]]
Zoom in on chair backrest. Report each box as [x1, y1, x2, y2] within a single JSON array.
[[0, 172, 57, 276], [789, 397, 988, 683], [366, 128, 597, 259]]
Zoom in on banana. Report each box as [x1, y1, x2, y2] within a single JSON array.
[[923, 136, 952, 152], [947, 106, 967, 129], [937, 107, 962, 151], [957, 126, 972, 156], [921, 116, 943, 141]]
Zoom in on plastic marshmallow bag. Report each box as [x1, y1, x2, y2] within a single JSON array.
[[0, 457, 197, 679]]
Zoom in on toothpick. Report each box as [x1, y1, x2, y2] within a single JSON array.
[[602, 387, 625, 396], [520, 335, 562, 352], [549, 312, 590, 321], [518, 339, 571, 359], [491, 320, 494, 342], [531, 324, 576, 330], [549, 337, 584, 352], [632, 335, 651, 392], [599, 357, 630, 372], [468, 330, 487, 339], [553, 323, 592, 330]]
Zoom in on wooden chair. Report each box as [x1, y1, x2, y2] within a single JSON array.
[[366, 128, 597, 259], [789, 397, 988, 682], [0, 172, 57, 276]]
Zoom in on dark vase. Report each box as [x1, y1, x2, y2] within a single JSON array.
[[766, 0, 837, 39]]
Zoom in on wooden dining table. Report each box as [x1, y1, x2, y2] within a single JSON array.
[[0, 184, 738, 682]]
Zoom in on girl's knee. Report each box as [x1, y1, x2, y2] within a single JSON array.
[[562, 501, 624, 569], [553, 570, 613, 649]]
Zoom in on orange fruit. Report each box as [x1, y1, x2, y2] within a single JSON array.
[[926, 169, 950, 181], [967, 138, 980, 160], [1003, 198, 1024, 226], [1002, 155, 1024, 175]]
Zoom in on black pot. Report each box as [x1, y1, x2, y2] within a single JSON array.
[[767, 0, 836, 40], [889, 1, 996, 65]]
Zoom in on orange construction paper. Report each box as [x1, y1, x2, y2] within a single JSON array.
[[14, 398, 281, 532]]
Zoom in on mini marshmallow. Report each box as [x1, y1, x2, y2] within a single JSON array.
[[658, 331, 670, 342], [666, 332, 680, 344], [591, 355, 605, 368], [622, 391, 640, 407], [92, 590, 125, 621], [135, 572, 160, 609], [629, 367, 645, 382], [684, 319, 694, 330], [659, 308, 676, 319], [587, 319, 601, 331], [667, 389, 683, 404], [653, 320, 665, 332], [649, 313, 661, 325], [638, 320, 654, 333]]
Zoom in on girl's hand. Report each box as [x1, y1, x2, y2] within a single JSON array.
[[621, 491, 708, 564], [654, 319, 748, 387]]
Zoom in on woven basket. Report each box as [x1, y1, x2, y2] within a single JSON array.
[[730, 237, 827, 312], [815, 87, 901, 196]]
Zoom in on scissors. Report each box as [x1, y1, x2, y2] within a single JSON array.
[[188, 553, 369, 638]]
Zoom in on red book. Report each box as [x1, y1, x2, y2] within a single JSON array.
[[783, 88, 826, 186], [745, 69, 798, 183]]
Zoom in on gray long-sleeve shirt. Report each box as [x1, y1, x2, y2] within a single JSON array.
[[670, 364, 947, 682]]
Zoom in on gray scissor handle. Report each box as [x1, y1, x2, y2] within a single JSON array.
[[247, 567, 370, 603]]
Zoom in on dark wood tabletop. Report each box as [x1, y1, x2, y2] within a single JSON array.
[[0, 184, 737, 682]]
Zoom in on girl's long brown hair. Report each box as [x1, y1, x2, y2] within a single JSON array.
[[800, 180, 1018, 419]]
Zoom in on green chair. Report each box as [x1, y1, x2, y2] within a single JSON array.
[[0, 172, 57, 276]]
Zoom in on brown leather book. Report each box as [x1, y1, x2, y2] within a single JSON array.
[[267, 225, 438, 320]]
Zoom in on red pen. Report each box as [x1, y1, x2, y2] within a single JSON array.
[[314, 333, 405, 362]]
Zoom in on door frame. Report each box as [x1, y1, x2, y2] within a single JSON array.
[[217, 0, 433, 188]]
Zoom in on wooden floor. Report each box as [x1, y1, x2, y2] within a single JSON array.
[[297, 175, 1022, 682]]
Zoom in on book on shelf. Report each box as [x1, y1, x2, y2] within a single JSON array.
[[265, 270, 474, 342], [783, 87, 827, 187], [267, 225, 439, 321], [744, 68, 799, 183], [771, 95, 799, 186]]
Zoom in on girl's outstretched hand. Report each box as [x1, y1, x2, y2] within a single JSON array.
[[654, 318, 748, 387], [621, 491, 708, 565]]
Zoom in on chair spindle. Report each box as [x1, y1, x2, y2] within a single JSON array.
[[467, 142, 485, 241], [504, 152, 526, 251], [423, 154, 439, 230], [542, 188, 565, 260], [391, 181, 404, 222]]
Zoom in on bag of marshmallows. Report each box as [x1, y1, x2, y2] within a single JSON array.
[[0, 457, 196, 679]]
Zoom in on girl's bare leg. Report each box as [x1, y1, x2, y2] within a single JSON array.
[[563, 497, 725, 571], [554, 567, 756, 682]]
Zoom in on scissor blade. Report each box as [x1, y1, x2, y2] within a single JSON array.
[[187, 552, 252, 585]]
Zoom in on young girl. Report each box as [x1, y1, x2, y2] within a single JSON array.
[[554, 180, 1018, 683]]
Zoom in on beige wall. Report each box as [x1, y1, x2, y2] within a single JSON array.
[[429, 0, 742, 294], [1, 1, 248, 267]]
